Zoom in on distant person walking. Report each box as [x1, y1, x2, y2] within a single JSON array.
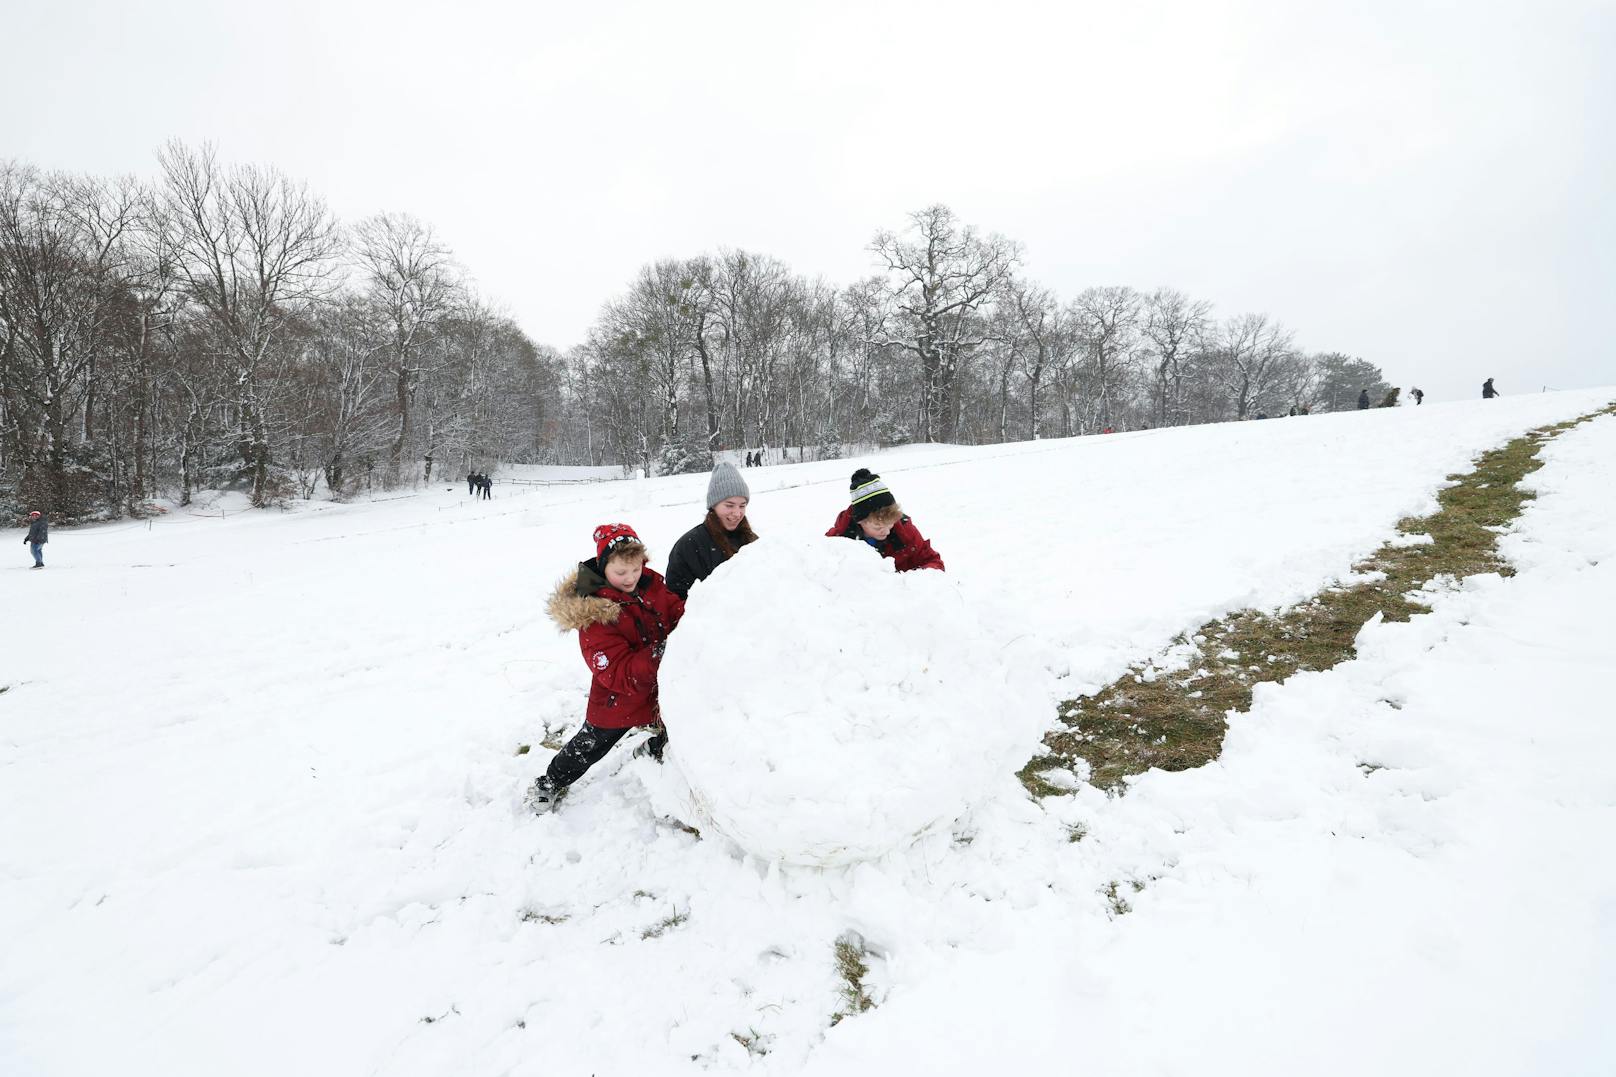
[[480, 474, 493, 500], [1482, 378, 1500, 399], [665, 462, 757, 600], [1411, 388, 1424, 405], [1357, 388, 1371, 410], [23, 510, 47, 569], [467, 471, 477, 495]]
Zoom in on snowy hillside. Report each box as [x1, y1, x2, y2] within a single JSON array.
[[4, 390, 1615, 1076]]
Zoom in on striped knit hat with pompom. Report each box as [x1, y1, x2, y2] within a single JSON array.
[[848, 468, 897, 521]]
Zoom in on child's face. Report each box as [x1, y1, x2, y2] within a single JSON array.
[[713, 496, 748, 531], [857, 515, 894, 541], [604, 553, 646, 593]]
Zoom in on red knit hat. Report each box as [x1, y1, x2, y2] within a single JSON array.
[[593, 522, 643, 563], [28, 511, 41, 518]]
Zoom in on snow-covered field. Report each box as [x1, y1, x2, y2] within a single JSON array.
[[4, 390, 1614, 1076]]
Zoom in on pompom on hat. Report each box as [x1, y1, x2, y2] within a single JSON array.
[[593, 522, 644, 563], [848, 468, 897, 522]]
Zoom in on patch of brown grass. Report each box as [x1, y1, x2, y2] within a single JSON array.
[[1022, 405, 1615, 795], [829, 934, 875, 1025]]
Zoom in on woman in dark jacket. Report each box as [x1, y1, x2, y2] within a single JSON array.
[[665, 462, 757, 599]]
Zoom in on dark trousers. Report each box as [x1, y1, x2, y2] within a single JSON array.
[[546, 721, 666, 787], [546, 722, 630, 787]]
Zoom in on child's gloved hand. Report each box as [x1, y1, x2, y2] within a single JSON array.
[[651, 640, 666, 661]]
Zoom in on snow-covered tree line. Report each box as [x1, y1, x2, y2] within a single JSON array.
[[3, 146, 1390, 517], [0, 144, 563, 518], [555, 204, 1391, 474]]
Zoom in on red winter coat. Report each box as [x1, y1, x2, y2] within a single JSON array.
[[546, 562, 686, 729], [826, 508, 945, 573]]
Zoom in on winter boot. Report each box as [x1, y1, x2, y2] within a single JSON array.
[[525, 775, 566, 814], [632, 726, 667, 763]]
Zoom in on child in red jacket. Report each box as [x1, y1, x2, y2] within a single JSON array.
[[527, 523, 686, 813], [825, 468, 944, 572]]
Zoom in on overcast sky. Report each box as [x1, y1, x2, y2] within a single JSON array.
[[5, 0, 1612, 402]]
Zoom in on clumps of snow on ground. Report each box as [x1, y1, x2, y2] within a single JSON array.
[[6, 389, 1615, 1076], [655, 536, 1050, 865]]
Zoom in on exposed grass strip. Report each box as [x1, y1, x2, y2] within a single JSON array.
[[639, 910, 689, 940], [830, 933, 875, 1025], [1022, 404, 1615, 796]]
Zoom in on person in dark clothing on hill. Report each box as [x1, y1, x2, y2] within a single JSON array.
[[23, 510, 47, 568], [467, 471, 477, 495], [826, 469, 944, 573], [1483, 378, 1500, 399], [1412, 388, 1424, 405], [665, 463, 757, 600], [481, 474, 493, 499], [1357, 388, 1371, 410]]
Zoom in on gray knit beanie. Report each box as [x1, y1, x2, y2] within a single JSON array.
[[706, 462, 750, 509]]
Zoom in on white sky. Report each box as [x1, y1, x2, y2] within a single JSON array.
[[4, 0, 1612, 402]]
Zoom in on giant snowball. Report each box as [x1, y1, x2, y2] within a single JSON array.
[[654, 534, 1048, 866]]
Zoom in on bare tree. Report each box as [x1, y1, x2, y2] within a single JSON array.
[[1070, 286, 1142, 431], [1001, 279, 1073, 440], [712, 249, 795, 448], [1141, 288, 1213, 427], [870, 205, 1019, 442], [103, 180, 187, 510], [838, 276, 892, 443], [350, 211, 459, 484], [1212, 313, 1295, 420], [679, 255, 724, 453], [157, 140, 337, 505], [0, 165, 139, 514], [298, 292, 391, 494]]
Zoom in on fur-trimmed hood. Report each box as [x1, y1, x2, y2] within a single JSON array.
[[546, 562, 676, 631], [547, 560, 626, 631]]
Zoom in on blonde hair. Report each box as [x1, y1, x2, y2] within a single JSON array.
[[603, 541, 649, 567], [860, 504, 904, 527]]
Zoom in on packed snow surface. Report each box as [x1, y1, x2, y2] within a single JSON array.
[[3, 389, 1614, 1076], [657, 537, 1050, 865]]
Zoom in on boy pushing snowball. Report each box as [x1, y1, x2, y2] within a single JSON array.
[[826, 468, 944, 573], [527, 523, 685, 813]]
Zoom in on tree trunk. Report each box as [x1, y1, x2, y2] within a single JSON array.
[[391, 361, 412, 478], [694, 316, 720, 450]]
